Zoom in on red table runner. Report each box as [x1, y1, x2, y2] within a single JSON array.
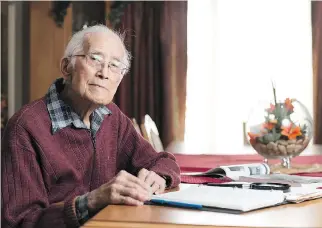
[[175, 154, 322, 172], [180, 175, 232, 184]]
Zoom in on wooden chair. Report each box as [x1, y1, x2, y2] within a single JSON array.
[[140, 114, 164, 152], [131, 118, 142, 135]]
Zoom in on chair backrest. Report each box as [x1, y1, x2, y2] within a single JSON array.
[[131, 118, 142, 135], [141, 114, 164, 152]]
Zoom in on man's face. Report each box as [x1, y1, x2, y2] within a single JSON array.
[[65, 32, 127, 105]]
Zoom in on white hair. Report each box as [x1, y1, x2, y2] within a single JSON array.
[[63, 24, 131, 70]]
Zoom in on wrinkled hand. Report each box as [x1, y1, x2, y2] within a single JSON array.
[[87, 170, 151, 212], [137, 168, 166, 195]]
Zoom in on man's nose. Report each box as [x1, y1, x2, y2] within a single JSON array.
[[96, 64, 109, 79]]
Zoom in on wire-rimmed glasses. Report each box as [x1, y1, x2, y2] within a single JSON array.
[[70, 53, 128, 76]]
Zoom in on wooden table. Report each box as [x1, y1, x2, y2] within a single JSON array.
[[83, 190, 322, 228]]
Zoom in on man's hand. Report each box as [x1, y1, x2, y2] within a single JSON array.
[[87, 170, 151, 213], [137, 168, 166, 195]]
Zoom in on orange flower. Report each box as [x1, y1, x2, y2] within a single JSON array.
[[262, 122, 275, 130], [248, 132, 261, 144], [281, 124, 302, 140], [285, 98, 294, 111]]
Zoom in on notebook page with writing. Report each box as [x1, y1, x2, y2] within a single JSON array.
[[152, 185, 286, 212]]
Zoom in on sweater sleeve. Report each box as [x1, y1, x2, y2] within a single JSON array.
[[116, 109, 181, 188], [1, 123, 80, 228]]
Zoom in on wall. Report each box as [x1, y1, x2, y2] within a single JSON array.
[[4, 2, 30, 118], [1, 1, 8, 95], [29, 1, 72, 102]]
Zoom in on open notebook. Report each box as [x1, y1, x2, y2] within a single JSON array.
[[150, 184, 322, 213]]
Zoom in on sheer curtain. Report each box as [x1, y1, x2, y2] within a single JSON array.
[[185, 0, 313, 154]]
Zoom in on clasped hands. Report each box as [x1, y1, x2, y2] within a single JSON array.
[[87, 169, 166, 212]]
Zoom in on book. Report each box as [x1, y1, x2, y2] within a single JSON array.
[[185, 163, 270, 180], [150, 184, 322, 213]]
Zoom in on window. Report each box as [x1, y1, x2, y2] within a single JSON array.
[[185, 0, 313, 154]]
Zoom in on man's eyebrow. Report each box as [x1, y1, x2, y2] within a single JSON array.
[[89, 51, 122, 61], [111, 56, 127, 66], [89, 50, 104, 56], [88, 50, 126, 65], [111, 56, 122, 62]]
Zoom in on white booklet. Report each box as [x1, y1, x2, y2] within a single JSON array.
[[185, 163, 270, 180], [151, 184, 322, 213]]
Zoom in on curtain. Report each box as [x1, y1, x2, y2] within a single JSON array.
[[312, 1, 322, 144], [185, 0, 313, 154], [114, 1, 187, 148]]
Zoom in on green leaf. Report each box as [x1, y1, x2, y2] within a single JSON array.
[[271, 128, 281, 141], [258, 136, 266, 144], [262, 134, 274, 144], [275, 104, 288, 120], [301, 124, 307, 131], [273, 133, 281, 141], [258, 132, 281, 144]]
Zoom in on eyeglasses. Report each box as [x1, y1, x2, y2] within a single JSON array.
[[70, 53, 128, 76]]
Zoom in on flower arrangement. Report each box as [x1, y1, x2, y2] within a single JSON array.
[[247, 83, 310, 158]]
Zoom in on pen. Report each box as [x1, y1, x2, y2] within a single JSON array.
[[206, 183, 246, 188], [150, 199, 203, 209], [206, 182, 290, 192]]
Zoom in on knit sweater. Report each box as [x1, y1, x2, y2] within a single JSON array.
[[1, 98, 181, 228]]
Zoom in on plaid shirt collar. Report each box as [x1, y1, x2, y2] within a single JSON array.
[[46, 78, 112, 135]]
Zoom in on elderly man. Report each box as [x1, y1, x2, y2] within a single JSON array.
[[2, 25, 180, 228]]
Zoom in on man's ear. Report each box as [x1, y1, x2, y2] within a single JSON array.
[[60, 58, 72, 80]]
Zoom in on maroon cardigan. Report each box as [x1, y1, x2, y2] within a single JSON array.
[[1, 98, 180, 228]]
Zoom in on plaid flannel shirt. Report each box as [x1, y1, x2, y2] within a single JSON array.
[[46, 78, 111, 224]]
